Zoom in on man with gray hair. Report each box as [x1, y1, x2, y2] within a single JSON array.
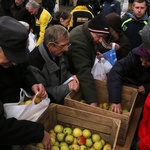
[[29, 25, 79, 104], [26, 0, 52, 46]]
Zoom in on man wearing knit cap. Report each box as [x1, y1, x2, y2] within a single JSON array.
[[66, 14, 110, 106], [107, 17, 150, 114], [0, 16, 51, 150]]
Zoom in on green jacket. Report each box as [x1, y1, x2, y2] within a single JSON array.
[[66, 22, 98, 104]]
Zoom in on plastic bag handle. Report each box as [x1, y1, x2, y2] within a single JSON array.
[[20, 88, 32, 102], [112, 43, 116, 50]]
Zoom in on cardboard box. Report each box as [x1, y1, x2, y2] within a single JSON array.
[[24, 103, 121, 150], [65, 79, 138, 146]]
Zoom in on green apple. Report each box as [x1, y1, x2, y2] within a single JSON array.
[[54, 124, 63, 133], [85, 138, 93, 147], [65, 134, 74, 144], [98, 103, 103, 108], [56, 132, 65, 142], [82, 129, 91, 138], [60, 141, 68, 147], [60, 145, 69, 150], [80, 145, 88, 150], [103, 144, 112, 150], [92, 134, 100, 142], [100, 139, 105, 146], [93, 141, 103, 150], [54, 141, 59, 147], [88, 147, 95, 150], [49, 129, 57, 138], [35, 142, 44, 149], [63, 127, 72, 135], [51, 145, 59, 150], [73, 127, 83, 137], [69, 144, 80, 150], [51, 137, 56, 145], [73, 137, 78, 144]]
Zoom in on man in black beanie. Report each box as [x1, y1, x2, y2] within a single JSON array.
[[66, 14, 110, 106], [0, 16, 51, 150]]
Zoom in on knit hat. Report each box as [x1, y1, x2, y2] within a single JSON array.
[[136, 44, 150, 61], [0, 16, 28, 63], [106, 13, 122, 33], [141, 17, 150, 50], [88, 14, 110, 34]]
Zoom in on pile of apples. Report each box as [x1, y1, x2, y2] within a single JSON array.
[[80, 100, 129, 114], [36, 124, 112, 150]]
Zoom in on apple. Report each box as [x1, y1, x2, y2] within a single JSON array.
[[98, 103, 103, 108], [60, 141, 68, 147], [65, 134, 74, 144], [34, 97, 41, 104], [93, 141, 103, 150], [122, 109, 129, 114], [73, 137, 78, 144], [18, 101, 25, 105], [63, 127, 72, 135], [92, 134, 100, 142], [103, 144, 112, 150], [73, 127, 83, 137], [60, 145, 69, 150], [54, 124, 63, 133], [54, 141, 59, 147], [69, 143, 80, 150], [24, 99, 32, 105], [49, 129, 56, 138], [51, 145, 59, 150], [80, 100, 86, 103], [51, 137, 56, 145], [100, 139, 105, 146], [102, 102, 109, 110], [82, 129, 91, 138], [88, 148, 95, 150], [85, 138, 93, 147], [35, 142, 44, 149], [56, 132, 65, 142], [80, 145, 88, 150], [77, 136, 86, 145]]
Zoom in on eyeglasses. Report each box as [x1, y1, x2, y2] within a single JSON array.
[[54, 42, 71, 51]]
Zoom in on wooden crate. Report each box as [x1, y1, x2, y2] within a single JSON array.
[[24, 103, 121, 150], [64, 79, 138, 146]]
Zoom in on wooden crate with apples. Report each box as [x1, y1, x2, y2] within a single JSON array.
[[64, 79, 138, 146], [23, 103, 121, 150]]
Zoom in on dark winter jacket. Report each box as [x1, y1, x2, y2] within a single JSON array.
[[107, 45, 150, 104], [29, 42, 72, 104], [66, 22, 98, 104], [122, 12, 148, 49]]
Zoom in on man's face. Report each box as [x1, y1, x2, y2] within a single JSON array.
[[15, 0, 24, 6], [132, 1, 147, 19], [0, 49, 16, 68], [91, 32, 108, 45], [140, 56, 150, 68], [47, 38, 70, 57], [27, 7, 37, 15]]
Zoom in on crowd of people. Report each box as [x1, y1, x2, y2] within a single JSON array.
[[0, 0, 150, 149]]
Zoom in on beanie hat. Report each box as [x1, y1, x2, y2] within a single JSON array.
[[135, 44, 150, 61], [106, 13, 122, 33], [141, 17, 150, 50], [88, 14, 110, 34], [0, 16, 28, 63]]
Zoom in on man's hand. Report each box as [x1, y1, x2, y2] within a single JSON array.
[[31, 84, 47, 99], [42, 131, 52, 150], [138, 86, 145, 94], [68, 76, 79, 92], [110, 103, 122, 114]]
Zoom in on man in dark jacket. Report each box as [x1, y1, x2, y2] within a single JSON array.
[[107, 17, 150, 114], [0, 16, 51, 150], [66, 14, 110, 106]]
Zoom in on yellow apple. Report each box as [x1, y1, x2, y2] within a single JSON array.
[[102, 102, 109, 110], [54, 124, 63, 133], [35, 142, 44, 149], [63, 127, 72, 135], [103, 143, 112, 150], [60, 145, 69, 150], [51, 145, 59, 150], [34, 97, 41, 104], [80, 145, 88, 150], [92, 134, 100, 142], [56, 132, 65, 142], [24, 99, 32, 105], [122, 109, 129, 114], [80, 100, 86, 103], [98, 103, 103, 108], [69, 143, 80, 150], [18, 101, 25, 105], [65, 134, 74, 144], [82, 129, 91, 138], [100, 139, 105, 146], [59, 141, 68, 147], [93, 141, 103, 150], [85, 138, 93, 147], [73, 127, 83, 137]]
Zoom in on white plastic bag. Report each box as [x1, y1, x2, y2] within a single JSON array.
[[4, 88, 50, 122], [53, 2, 59, 13], [28, 32, 36, 52], [91, 58, 112, 81]]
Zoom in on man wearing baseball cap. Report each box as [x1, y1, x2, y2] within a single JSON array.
[[66, 14, 110, 106], [0, 16, 51, 150]]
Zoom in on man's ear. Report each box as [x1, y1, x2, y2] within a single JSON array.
[[47, 42, 55, 48]]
